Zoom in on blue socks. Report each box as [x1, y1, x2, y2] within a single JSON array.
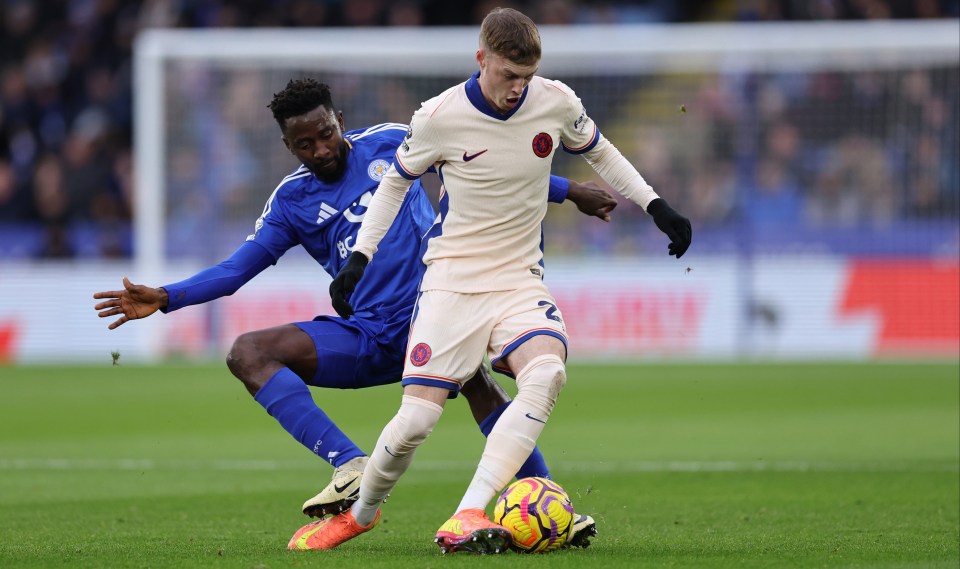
[[479, 401, 551, 479], [254, 368, 365, 468], [255, 368, 551, 479]]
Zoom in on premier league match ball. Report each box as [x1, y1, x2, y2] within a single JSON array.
[[493, 477, 575, 553]]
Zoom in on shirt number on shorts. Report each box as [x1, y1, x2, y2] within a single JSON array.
[[538, 301, 562, 323]]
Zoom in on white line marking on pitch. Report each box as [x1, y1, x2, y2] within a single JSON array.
[[0, 458, 955, 472]]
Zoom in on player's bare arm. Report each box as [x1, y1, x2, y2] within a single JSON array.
[[565, 180, 617, 222], [93, 277, 168, 329]]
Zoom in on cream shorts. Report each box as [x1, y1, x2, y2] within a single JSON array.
[[401, 282, 568, 396]]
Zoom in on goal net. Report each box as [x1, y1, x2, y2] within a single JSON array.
[[133, 21, 959, 360]]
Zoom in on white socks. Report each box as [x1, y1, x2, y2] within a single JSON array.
[[456, 354, 566, 513], [351, 395, 443, 526]]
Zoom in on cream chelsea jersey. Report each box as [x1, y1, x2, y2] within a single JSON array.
[[356, 72, 600, 293]]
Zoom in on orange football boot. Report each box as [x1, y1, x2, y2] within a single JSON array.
[[288, 508, 380, 550], [434, 508, 511, 554]]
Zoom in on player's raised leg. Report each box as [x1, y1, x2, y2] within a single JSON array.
[[291, 388, 447, 550], [352, 389, 446, 524], [226, 322, 369, 515]]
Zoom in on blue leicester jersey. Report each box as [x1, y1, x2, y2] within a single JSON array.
[[247, 123, 435, 324]]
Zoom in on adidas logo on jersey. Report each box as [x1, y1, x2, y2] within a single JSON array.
[[317, 203, 339, 224]]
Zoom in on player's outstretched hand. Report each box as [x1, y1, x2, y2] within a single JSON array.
[[567, 180, 617, 222], [647, 198, 692, 258], [330, 251, 369, 319], [93, 277, 167, 329]]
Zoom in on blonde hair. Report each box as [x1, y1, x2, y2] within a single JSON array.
[[479, 7, 541, 65]]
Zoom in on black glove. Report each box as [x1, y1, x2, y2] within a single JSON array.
[[647, 198, 692, 258], [329, 251, 369, 318]]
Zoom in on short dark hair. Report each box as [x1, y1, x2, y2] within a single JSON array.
[[268, 78, 335, 130]]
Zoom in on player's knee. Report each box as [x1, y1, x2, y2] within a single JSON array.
[[387, 395, 443, 454], [515, 354, 566, 413], [226, 333, 251, 375], [391, 410, 436, 450], [226, 332, 266, 387], [517, 354, 566, 396], [388, 417, 430, 454]]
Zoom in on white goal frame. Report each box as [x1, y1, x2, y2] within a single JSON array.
[[134, 19, 959, 278], [132, 20, 958, 360]]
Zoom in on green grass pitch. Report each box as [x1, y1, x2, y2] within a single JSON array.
[[1, 361, 957, 568]]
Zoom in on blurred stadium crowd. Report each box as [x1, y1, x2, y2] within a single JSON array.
[[1, 0, 958, 258]]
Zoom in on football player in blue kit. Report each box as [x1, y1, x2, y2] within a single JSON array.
[[93, 78, 613, 544]]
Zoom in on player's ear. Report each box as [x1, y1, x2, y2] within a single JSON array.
[[336, 111, 345, 133], [281, 135, 292, 153], [476, 48, 484, 67]]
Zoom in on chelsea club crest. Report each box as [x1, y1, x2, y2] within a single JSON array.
[[367, 159, 390, 181]]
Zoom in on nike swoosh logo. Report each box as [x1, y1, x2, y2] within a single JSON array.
[[293, 520, 326, 550], [525, 413, 546, 424], [462, 149, 488, 162], [384, 445, 399, 457], [333, 476, 358, 493]]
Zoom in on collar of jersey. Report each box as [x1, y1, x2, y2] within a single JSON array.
[[465, 71, 528, 121]]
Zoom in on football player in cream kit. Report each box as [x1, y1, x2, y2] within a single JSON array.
[[297, 7, 692, 553]]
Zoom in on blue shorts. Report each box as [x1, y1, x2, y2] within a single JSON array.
[[293, 312, 408, 390]]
